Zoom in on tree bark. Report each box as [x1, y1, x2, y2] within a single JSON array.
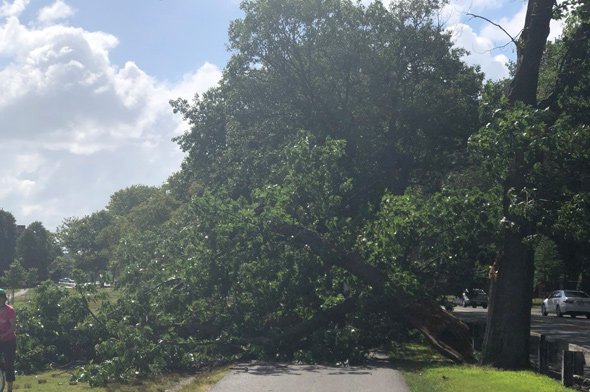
[[481, 0, 555, 369], [507, 0, 555, 106]]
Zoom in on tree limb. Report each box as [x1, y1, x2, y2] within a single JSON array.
[[272, 222, 476, 363], [466, 12, 519, 48]]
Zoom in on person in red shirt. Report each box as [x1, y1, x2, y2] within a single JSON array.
[[0, 288, 16, 392]]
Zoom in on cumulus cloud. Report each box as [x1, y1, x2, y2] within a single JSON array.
[[0, 0, 29, 18], [447, 22, 510, 80], [0, 0, 222, 229], [37, 0, 75, 25]]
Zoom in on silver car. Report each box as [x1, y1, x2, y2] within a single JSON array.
[[541, 290, 590, 318]]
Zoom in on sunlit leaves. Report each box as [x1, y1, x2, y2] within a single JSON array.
[[362, 189, 500, 297]]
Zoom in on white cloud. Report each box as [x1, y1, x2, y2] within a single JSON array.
[[37, 0, 75, 25], [440, 0, 505, 26], [480, 4, 527, 43], [0, 1, 222, 229], [0, 0, 29, 18], [170, 62, 223, 104], [448, 22, 510, 80]]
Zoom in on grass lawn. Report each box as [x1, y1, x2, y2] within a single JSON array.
[[12, 367, 227, 392], [393, 343, 571, 392], [404, 365, 571, 392]]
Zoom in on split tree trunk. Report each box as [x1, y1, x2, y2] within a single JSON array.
[[480, 0, 555, 369]]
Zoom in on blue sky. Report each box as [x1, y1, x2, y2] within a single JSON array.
[[0, 0, 563, 230], [12, 0, 243, 79], [66, 0, 243, 80]]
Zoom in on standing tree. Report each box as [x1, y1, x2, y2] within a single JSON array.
[[479, 0, 590, 368], [533, 236, 562, 296], [0, 210, 17, 274], [57, 212, 113, 282], [16, 221, 58, 281]]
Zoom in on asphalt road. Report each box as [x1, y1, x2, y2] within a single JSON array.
[[208, 363, 410, 392], [453, 306, 590, 349]]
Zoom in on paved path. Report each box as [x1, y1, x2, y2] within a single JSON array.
[[208, 362, 410, 392]]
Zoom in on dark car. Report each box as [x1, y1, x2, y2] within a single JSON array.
[[455, 288, 488, 309]]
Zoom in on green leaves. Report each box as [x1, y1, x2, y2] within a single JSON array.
[[362, 189, 500, 297], [555, 193, 590, 241], [178, 0, 482, 204], [469, 104, 550, 181]]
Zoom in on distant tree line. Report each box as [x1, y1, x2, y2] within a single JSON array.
[[0, 210, 61, 289]]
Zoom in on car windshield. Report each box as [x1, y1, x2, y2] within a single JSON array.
[[564, 290, 589, 298]]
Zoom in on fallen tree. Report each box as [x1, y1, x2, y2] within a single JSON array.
[[272, 223, 476, 364]]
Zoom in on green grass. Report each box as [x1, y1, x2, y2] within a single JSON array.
[[391, 343, 571, 392], [404, 365, 571, 392], [9, 288, 35, 306], [11, 367, 227, 391], [10, 286, 121, 309]]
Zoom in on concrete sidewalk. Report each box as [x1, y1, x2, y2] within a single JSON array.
[[208, 362, 410, 392]]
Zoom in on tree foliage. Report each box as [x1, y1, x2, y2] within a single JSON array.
[[0, 209, 17, 274], [172, 0, 482, 202], [16, 221, 59, 281]]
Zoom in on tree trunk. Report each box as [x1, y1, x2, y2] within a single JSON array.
[[507, 0, 555, 106], [481, 0, 554, 369]]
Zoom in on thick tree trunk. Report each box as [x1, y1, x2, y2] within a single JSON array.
[[480, 0, 554, 369], [507, 0, 555, 106], [274, 223, 476, 364]]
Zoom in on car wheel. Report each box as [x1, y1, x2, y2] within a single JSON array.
[[472, 304, 477, 308], [586, 314, 590, 319], [541, 304, 547, 316], [571, 314, 576, 319], [482, 303, 488, 309], [556, 306, 563, 317]]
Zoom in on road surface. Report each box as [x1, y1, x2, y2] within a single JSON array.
[[453, 306, 590, 349], [208, 362, 410, 392]]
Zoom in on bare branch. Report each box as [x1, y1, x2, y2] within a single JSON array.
[[466, 12, 519, 48]]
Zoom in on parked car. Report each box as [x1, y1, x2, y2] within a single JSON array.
[[542, 290, 590, 318], [454, 288, 488, 309]]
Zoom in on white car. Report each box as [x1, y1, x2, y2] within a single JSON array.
[[58, 278, 76, 287], [541, 290, 590, 318]]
